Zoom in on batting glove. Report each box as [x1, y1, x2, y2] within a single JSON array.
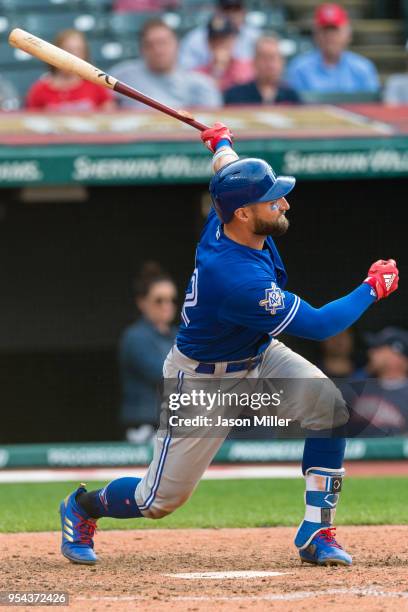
[[201, 122, 233, 153], [363, 258, 399, 300]]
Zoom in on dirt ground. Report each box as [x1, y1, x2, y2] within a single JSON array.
[[1, 526, 407, 611]]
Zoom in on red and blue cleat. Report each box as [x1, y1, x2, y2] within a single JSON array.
[[299, 527, 352, 567], [59, 484, 98, 565]]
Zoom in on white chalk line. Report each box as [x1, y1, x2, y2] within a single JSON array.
[[166, 570, 288, 579], [0, 465, 301, 484], [76, 588, 408, 602]]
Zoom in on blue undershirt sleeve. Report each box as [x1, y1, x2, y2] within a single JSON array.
[[285, 283, 376, 341], [215, 138, 232, 150]]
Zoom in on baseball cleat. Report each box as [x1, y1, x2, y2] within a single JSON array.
[[59, 483, 98, 565], [299, 527, 352, 567]]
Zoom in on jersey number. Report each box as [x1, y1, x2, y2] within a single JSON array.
[[181, 268, 198, 326]]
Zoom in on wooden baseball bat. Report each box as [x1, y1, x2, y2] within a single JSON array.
[[8, 28, 209, 131]]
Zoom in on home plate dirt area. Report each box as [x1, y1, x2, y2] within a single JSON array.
[[1, 526, 407, 611]]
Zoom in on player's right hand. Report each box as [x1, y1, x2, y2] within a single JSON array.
[[201, 122, 233, 153], [363, 258, 399, 300]]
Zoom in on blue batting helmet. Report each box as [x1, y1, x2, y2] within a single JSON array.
[[209, 158, 296, 223]]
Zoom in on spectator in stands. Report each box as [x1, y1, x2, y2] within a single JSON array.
[[119, 262, 178, 443], [26, 30, 115, 111], [111, 19, 222, 108], [114, 0, 179, 10], [384, 40, 408, 104], [286, 3, 380, 97], [0, 75, 20, 111], [196, 15, 254, 92], [180, 0, 260, 71], [350, 327, 408, 435], [318, 329, 364, 379], [224, 35, 300, 105]]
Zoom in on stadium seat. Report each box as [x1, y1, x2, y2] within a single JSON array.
[[0, 42, 19, 67], [279, 34, 313, 59], [2, 67, 46, 101], [88, 38, 138, 68], [180, 0, 214, 6], [107, 10, 183, 39], [300, 91, 382, 104], [0, 42, 44, 67], [1, 0, 82, 11], [108, 12, 156, 38], [162, 12, 182, 31], [17, 11, 102, 39], [180, 0, 213, 7], [0, 14, 11, 39], [79, 0, 113, 11], [246, 7, 287, 33], [178, 9, 213, 32]]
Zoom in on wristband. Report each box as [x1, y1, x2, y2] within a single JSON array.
[[212, 146, 238, 171], [363, 278, 378, 300], [212, 146, 233, 162], [215, 138, 232, 151]]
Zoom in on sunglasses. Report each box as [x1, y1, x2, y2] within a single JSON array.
[[152, 296, 177, 305]]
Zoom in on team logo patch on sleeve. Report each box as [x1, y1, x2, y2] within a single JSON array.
[[259, 282, 285, 315]]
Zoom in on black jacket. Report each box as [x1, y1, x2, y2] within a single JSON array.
[[224, 80, 301, 105]]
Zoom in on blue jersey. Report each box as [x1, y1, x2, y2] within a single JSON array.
[[176, 208, 301, 361]]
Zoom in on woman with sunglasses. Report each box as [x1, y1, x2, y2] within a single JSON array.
[[119, 261, 178, 443]]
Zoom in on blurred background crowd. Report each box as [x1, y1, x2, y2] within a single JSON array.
[[120, 262, 408, 442], [0, 0, 407, 445], [2, 0, 408, 111]]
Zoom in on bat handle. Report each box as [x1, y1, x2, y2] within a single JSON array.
[[182, 117, 209, 131], [114, 81, 209, 131]]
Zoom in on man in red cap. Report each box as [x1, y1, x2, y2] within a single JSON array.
[[286, 2, 379, 96]]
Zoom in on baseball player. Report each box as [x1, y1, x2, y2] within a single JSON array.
[[60, 123, 399, 566]]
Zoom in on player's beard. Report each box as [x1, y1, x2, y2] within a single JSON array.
[[252, 214, 289, 237]]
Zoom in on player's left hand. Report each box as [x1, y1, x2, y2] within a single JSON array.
[[363, 258, 399, 300], [201, 122, 233, 153]]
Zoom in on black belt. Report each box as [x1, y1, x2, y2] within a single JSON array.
[[195, 353, 264, 374]]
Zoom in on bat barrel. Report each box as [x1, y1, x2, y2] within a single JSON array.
[[9, 28, 117, 89]]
